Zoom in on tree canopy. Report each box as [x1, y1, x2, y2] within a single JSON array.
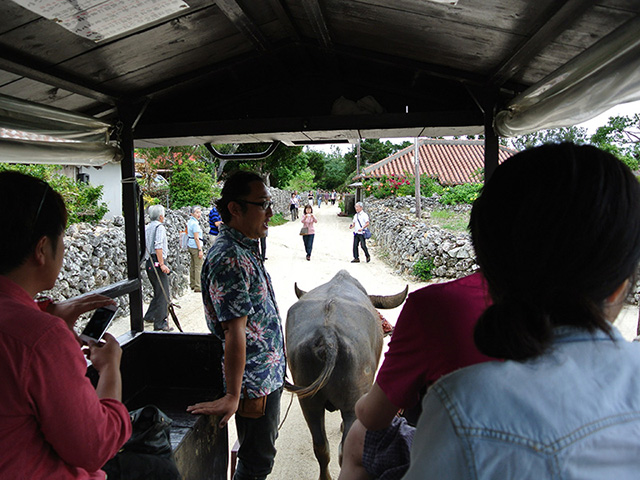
[[220, 143, 305, 188]]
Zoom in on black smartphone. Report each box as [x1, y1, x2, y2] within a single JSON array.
[[80, 305, 118, 343]]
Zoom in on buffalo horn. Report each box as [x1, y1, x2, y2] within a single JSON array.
[[294, 282, 307, 299], [369, 285, 409, 309]]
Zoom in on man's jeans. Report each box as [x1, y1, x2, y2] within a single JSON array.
[[234, 387, 283, 480], [353, 233, 370, 260]]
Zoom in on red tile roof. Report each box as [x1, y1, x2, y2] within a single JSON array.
[[362, 139, 518, 185]]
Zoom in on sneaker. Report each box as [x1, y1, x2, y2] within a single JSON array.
[[351, 259, 360, 263], [306, 255, 311, 261], [366, 257, 371, 263]]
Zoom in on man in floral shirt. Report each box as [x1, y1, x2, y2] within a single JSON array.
[[188, 171, 285, 480]]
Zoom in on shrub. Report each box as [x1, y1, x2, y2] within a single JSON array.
[[413, 257, 435, 281], [269, 213, 287, 226], [169, 160, 214, 208], [0, 163, 108, 224], [364, 174, 444, 199], [440, 183, 482, 205], [420, 175, 444, 196]]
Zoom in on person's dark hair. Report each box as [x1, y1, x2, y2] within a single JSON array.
[[0, 171, 68, 274], [216, 171, 264, 223], [470, 143, 640, 361]]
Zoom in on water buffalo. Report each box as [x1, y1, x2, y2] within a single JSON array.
[[286, 270, 408, 480]]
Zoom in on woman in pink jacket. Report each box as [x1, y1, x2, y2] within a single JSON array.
[[300, 205, 318, 261]]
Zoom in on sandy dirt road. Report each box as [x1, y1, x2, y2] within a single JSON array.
[[108, 203, 640, 480]]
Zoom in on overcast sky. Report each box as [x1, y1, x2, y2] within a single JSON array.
[[307, 99, 640, 155]]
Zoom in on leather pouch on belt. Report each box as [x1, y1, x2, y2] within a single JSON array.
[[236, 389, 267, 419]]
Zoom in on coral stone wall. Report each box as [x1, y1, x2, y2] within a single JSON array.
[[41, 187, 291, 318], [366, 196, 477, 279]]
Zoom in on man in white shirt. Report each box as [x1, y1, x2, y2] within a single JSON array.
[[187, 206, 204, 292], [349, 202, 371, 263]]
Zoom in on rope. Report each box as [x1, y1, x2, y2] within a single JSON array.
[[277, 391, 295, 431]]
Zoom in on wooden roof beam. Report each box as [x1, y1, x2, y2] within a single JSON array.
[[0, 46, 121, 106], [300, 0, 332, 49], [267, 0, 301, 40], [488, 0, 599, 86], [216, 0, 272, 52]]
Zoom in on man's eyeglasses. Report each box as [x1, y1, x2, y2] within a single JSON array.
[[33, 184, 50, 227], [238, 199, 273, 210]]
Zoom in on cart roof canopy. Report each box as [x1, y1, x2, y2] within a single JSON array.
[[1, 0, 639, 153]]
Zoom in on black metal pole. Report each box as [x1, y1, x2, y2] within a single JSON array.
[[118, 107, 144, 332]]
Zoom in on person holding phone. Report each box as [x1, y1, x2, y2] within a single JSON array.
[[0, 171, 131, 479]]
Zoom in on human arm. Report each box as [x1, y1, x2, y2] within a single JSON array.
[[355, 381, 401, 431], [359, 213, 370, 231], [194, 231, 203, 258], [155, 247, 170, 273], [402, 386, 469, 480], [45, 293, 116, 332], [187, 315, 247, 428], [30, 324, 131, 472]]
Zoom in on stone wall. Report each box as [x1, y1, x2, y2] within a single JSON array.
[[41, 187, 291, 317], [366, 195, 477, 279], [41, 189, 640, 313], [366, 195, 640, 305]]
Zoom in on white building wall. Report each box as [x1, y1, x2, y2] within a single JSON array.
[[80, 164, 122, 219]]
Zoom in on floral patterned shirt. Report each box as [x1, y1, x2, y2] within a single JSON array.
[[201, 224, 285, 398]]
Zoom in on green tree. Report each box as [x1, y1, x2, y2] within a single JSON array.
[[223, 143, 305, 187], [169, 159, 214, 208], [508, 126, 589, 151], [286, 167, 316, 192], [299, 150, 326, 183], [589, 114, 640, 170], [135, 146, 208, 203], [0, 163, 108, 224], [319, 148, 350, 189]]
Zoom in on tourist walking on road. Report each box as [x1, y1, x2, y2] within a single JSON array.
[[350, 201, 370, 263], [290, 192, 300, 221], [300, 204, 318, 261], [187, 206, 204, 292], [144, 204, 173, 331]]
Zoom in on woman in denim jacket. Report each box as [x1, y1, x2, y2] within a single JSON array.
[[404, 143, 640, 480]]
